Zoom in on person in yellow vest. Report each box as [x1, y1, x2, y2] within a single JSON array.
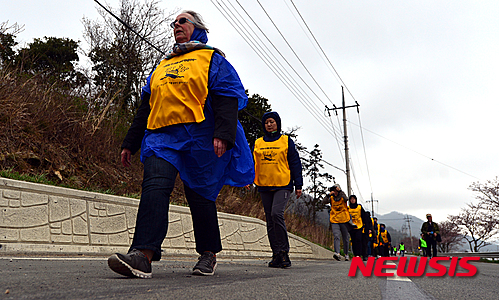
[[323, 184, 350, 261], [378, 223, 391, 257], [362, 211, 373, 260], [419, 233, 428, 256], [253, 111, 303, 268], [398, 242, 405, 256], [348, 195, 371, 259], [108, 10, 254, 278], [371, 217, 380, 257]]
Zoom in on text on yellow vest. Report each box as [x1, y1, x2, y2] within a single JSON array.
[[329, 194, 350, 224], [380, 231, 389, 243], [253, 135, 291, 186], [147, 49, 213, 130], [349, 204, 363, 229]]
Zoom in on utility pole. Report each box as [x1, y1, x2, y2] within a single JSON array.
[[366, 193, 378, 218], [325, 86, 359, 197], [404, 215, 414, 252]]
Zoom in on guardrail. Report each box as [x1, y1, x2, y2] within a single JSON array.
[[444, 252, 499, 259]]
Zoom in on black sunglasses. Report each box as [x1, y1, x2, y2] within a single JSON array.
[[170, 17, 195, 28]]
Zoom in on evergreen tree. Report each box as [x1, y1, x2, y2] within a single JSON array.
[[301, 144, 332, 223], [238, 92, 271, 148], [15, 37, 83, 85], [0, 21, 22, 67]]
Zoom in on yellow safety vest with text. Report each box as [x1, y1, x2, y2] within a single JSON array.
[[329, 195, 350, 224], [253, 135, 291, 187], [147, 49, 213, 130], [380, 231, 389, 244], [348, 204, 363, 229]]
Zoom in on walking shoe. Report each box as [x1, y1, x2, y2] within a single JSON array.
[[344, 255, 349, 261], [333, 252, 342, 261], [268, 252, 282, 268], [108, 249, 152, 278], [280, 251, 291, 268], [193, 251, 217, 276]]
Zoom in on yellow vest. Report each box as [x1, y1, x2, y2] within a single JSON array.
[[147, 49, 213, 130], [253, 135, 291, 186], [329, 195, 350, 224], [380, 231, 389, 243], [349, 204, 363, 229]]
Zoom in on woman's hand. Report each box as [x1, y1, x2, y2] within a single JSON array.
[[213, 138, 227, 157], [295, 189, 302, 198], [121, 148, 132, 167]]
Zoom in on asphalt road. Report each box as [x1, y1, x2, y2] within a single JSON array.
[[1, 255, 497, 299]]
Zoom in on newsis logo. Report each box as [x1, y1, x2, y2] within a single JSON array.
[[348, 256, 479, 277]]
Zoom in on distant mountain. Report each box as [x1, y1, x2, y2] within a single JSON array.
[[375, 211, 425, 237]]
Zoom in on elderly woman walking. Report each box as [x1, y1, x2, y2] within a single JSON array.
[[108, 10, 254, 278]]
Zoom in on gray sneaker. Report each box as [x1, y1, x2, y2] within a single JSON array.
[[333, 253, 342, 261], [108, 249, 152, 278], [193, 251, 217, 276]]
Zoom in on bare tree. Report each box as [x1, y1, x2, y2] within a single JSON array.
[[469, 177, 499, 210], [82, 0, 178, 114], [449, 202, 499, 252], [437, 220, 463, 253]]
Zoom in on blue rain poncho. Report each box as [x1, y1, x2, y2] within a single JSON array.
[[139, 28, 255, 201]]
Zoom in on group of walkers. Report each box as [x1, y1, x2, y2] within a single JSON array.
[[106, 9, 441, 280], [108, 9, 304, 278]]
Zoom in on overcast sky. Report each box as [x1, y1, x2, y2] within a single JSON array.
[[3, 0, 499, 229]]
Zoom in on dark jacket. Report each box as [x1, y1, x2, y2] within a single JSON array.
[[421, 221, 440, 240], [360, 205, 373, 233], [255, 111, 303, 192], [378, 228, 391, 245]]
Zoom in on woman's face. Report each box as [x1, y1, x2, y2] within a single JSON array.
[[349, 197, 357, 204], [265, 117, 277, 133], [173, 13, 195, 43]]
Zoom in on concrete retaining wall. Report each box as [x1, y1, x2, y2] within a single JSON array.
[[0, 177, 332, 259]]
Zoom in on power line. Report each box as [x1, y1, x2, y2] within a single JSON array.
[[213, 0, 373, 195], [240, 109, 345, 173], [287, 0, 357, 103], [347, 120, 480, 180], [211, 0, 339, 138]]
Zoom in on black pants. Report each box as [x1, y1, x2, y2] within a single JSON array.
[[260, 190, 291, 254], [130, 155, 222, 261], [379, 244, 390, 257], [349, 228, 363, 257], [361, 232, 369, 259], [426, 238, 438, 257]]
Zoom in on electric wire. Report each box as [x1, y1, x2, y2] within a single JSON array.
[[214, 0, 374, 196], [254, 0, 333, 105], [288, 0, 357, 103], [211, 0, 337, 137], [93, 0, 165, 55], [240, 108, 345, 173], [347, 120, 480, 180], [219, 0, 335, 135], [356, 110, 374, 194], [227, 0, 334, 119]]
